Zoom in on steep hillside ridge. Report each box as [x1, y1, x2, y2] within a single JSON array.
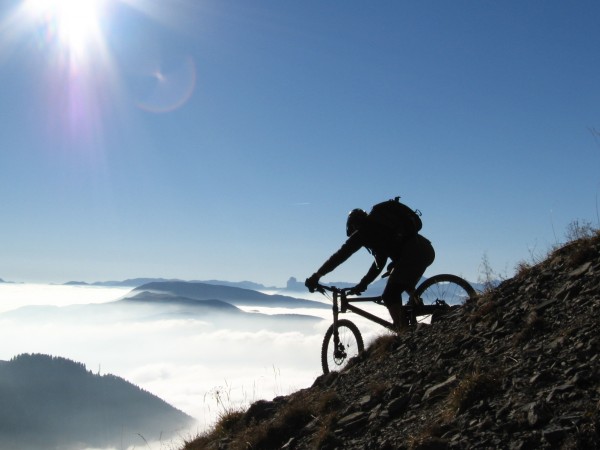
[[184, 232, 599, 449]]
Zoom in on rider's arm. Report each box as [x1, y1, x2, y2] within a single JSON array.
[[357, 253, 387, 288], [315, 232, 363, 277]]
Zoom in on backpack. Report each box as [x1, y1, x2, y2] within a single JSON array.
[[368, 197, 422, 239]]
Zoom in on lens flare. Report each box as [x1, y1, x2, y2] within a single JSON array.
[[136, 55, 197, 113], [0, 0, 200, 151]]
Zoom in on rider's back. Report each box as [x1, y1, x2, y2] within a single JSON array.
[[367, 197, 423, 242]]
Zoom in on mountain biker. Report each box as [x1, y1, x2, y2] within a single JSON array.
[[305, 207, 435, 329]]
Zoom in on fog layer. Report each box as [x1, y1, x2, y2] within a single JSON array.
[[0, 284, 385, 435]]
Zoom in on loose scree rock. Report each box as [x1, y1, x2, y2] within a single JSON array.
[[184, 232, 600, 450]]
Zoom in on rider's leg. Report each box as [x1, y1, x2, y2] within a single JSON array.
[[381, 280, 408, 329], [387, 302, 407, 330], [386, 235, 435, 323]]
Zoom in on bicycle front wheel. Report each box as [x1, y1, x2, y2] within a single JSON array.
[[414, 274, 477, 322], [321, 319, 364, 374]]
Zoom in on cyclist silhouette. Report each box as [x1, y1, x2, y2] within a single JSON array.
[[305, 207, 435, 329]]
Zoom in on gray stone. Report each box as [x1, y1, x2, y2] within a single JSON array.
[[337, 411, 367, 428], [422, 375, 457, 402]]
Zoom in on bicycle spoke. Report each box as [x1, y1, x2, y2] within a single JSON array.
[[321, 320, 364, 374], [416, 275, 475, 306]]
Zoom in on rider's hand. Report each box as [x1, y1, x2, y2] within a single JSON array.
[[305, 273, 321, 293], [349, 282, 367, 296]]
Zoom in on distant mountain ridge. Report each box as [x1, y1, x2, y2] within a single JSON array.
[[66, 276, 391, 293], [64, 277, 295, 291], [128, 281, 330, 309], [123, 291, 240, 311], [60, 275, 483, 295], [1, 284, 324, 333], [0, 353, 194, 450], [64, 277, 279, 290]]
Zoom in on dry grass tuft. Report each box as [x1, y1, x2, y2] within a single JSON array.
[[546, 223, 599, 268], [185, 389, 346, 450], [566, 238, 599, 268], [514, 260, 533, 279], [235, 399, 313, 449], [443, 369, 500, 419], [406, 424, 450, 450], [368, 333, 399, 361], [512, 310, 547, 345], [311, 412, 341, 449], [368, 380, 391, 399], [309, 390, 343, 449], [468, 293, 498, 324], [183, 409, 245, 449], [315, 389, 343, 415]]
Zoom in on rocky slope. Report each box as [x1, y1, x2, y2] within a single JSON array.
[[184, 232, 599, 449]]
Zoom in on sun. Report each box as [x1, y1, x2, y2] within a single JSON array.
[[23, 0, 108, 59]]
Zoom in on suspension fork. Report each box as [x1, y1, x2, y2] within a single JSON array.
[[331, 290, 349, 356], [331, 290, 340, 342]]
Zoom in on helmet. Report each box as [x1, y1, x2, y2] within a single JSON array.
[[346, 208, 367, 237]]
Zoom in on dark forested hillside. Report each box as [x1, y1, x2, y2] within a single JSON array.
[[0, 354, 195, 450]]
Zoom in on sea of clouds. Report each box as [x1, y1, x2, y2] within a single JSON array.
[[0, 283, 387, 448]]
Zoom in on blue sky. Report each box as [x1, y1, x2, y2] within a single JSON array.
[[1, 0, 599, 286]]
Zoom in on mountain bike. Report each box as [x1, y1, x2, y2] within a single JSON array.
[[315, 274, 477, 374]]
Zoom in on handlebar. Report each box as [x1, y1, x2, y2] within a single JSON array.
[[314, 283, 354, 296]]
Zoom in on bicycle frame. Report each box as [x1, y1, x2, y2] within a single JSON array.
[[327, 288, 395, 331], [317, 275, 474, 374], [324, 286, 450, 330]]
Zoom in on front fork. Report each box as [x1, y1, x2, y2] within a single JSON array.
[[331, 292, 346, 359]]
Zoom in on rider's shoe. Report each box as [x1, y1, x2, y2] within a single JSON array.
[[392, 309, 410, 333], [392, 322, 409, 334]]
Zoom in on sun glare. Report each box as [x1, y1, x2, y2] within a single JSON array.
[[24, 0, 107, 58], [2, 0, 197, 126]]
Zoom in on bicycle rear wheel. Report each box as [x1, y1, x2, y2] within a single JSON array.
[[321, 319, 364, 374], [414, 274, 477, 323]]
